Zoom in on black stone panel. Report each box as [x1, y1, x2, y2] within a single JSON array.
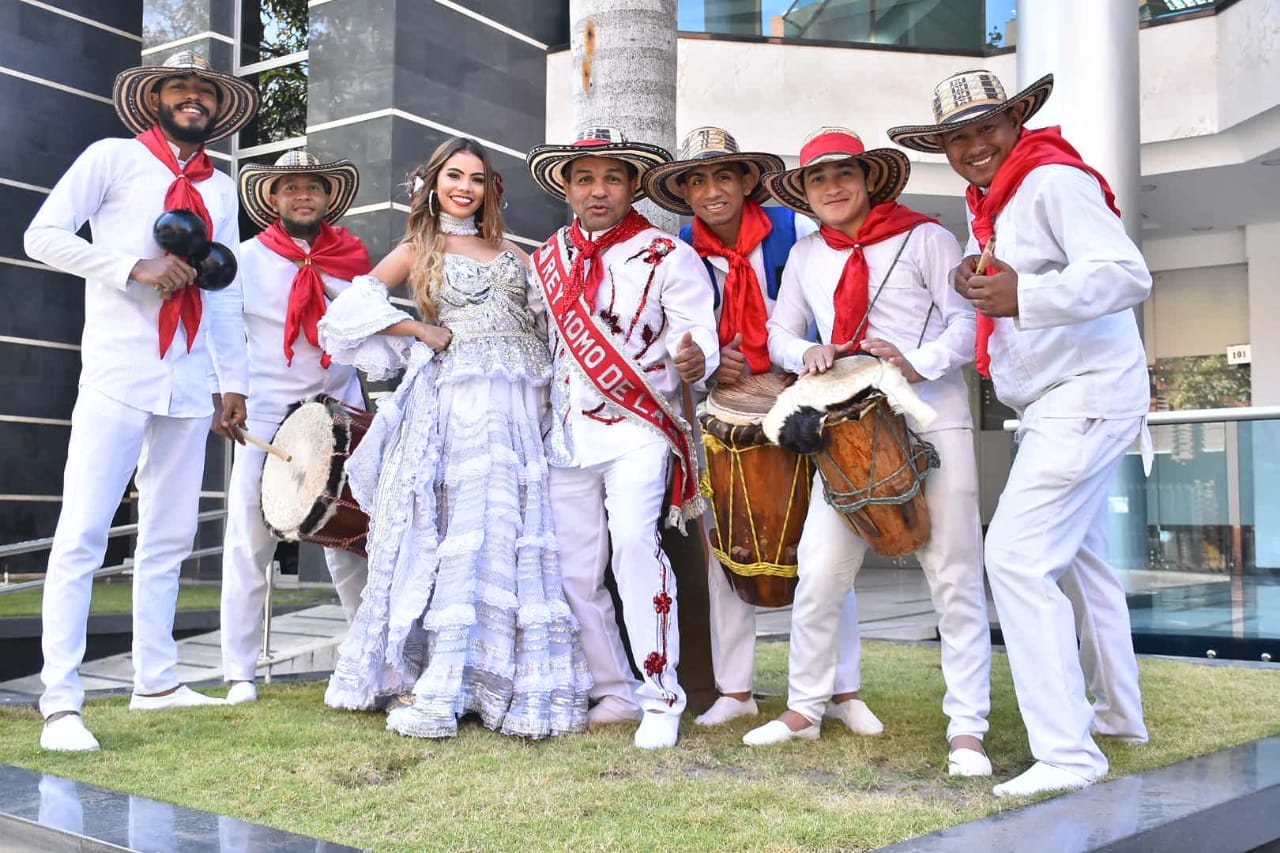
[[0, 342, 80, 422], [306, 115, 396, 211], [3, 2, 144, 99], [39, 0, 143, 36], [306, 0, 396, 125], [0, 256, 86, 348], [392, 2, 550, 154], [337, 208, 403, 270], [448, 0, 571, 47], [0, 500, 63, 574], [0, 421, 71, 503], [0, 76, 129, 190], [0, 185, 50, 262]]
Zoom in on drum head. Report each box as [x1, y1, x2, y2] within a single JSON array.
[[703, 373, 796, 426], [261, 400, 340, 537]]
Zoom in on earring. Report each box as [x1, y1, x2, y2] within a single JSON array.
[[427, 189, 438, 217]]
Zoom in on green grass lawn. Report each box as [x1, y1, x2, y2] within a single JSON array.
[[1, 641, 1276, 852], [0, 581, 333, 618]]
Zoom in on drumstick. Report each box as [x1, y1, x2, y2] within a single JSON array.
[[242, 431, 293, 463], [974, 234, 997, 275]]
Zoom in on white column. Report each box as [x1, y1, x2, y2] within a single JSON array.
[[1015, 0, 1141, 243], [570, 0, 679, 232]]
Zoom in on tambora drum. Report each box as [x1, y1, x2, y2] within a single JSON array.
[[763, 355, 938, 558], [261, 395, 372, 557], [699, 373, 813, 607]]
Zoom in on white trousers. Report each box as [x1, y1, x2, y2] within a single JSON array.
[[550, 441, 685, 715], [986, 414, 1145, 778], [706, 546, 862, 696], [40, 388, 209, 716], [787, 428, 991, 739], [219, 416, 368, 682]]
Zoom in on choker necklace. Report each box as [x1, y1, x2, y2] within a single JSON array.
[[439, 212, 479, 236]]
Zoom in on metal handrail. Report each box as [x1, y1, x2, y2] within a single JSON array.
[[0, 509, 227, 594], [1002, 404, 1280, 432]]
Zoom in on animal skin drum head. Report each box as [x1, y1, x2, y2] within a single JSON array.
[[261, 401, 339, 537], [702, 373, 796, 426]]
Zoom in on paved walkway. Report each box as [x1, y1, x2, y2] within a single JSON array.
[[0, 568, 956, 703]]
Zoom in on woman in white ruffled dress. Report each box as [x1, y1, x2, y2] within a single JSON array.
[[318, 137, 590, 739]]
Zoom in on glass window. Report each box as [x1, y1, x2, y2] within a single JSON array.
[[240, 0, 308, 66], [238, 60, 309, 148]]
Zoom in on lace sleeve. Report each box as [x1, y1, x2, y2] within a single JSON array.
[[319, 275, 415, 380]]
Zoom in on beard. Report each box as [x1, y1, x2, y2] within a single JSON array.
[[156, 101, 215, 146]]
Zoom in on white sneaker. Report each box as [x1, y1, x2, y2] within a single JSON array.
[[129, 685, 225, 711], [225, 682, 258, 705], [694, 696, 759, 727], [634, 711, 680, 750], [742, 718, 820, 746], [40, 715, 100, 752], [992, 762, 1095, 798], [947, 747, 993, 777], [824, 698, 883, 735], [587, 697, 643, 731]]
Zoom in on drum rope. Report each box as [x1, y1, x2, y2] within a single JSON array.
[[817, 412, 937, 514], [700, 430, 808, 578]]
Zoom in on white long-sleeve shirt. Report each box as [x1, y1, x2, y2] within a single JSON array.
[[538, 224, 720, 468], [768, 221, 974, 432], [236, 237, 363, 423], [966, 164, 1151, 417], [24, 137, 248, 417]]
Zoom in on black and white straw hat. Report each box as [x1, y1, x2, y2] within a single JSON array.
[[887, 70, 1054, 154], [642, 127, 785, 216], [113, 51, 259, 145], [526, 127, 672, 202], [238, 150, 360, 230]]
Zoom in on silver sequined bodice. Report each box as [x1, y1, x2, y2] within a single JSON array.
[[435, 250, 551, 386]]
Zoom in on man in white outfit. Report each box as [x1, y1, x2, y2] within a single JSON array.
[[218, 151, 372, 704], [642, 127, 879, 735], [526, 127, 720, 749], [742, 128, 993, 778], [891, 70, 1151, 797], [23, 52, 258, 751]]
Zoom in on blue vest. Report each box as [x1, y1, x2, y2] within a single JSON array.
[[679, 205, 797, 310]]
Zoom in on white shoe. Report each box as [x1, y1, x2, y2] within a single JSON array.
[[129, 685, 225, 711], [587, 697, 643, 731], [634, 712, 680, 750], [225, 682, 258, 705], [947, 747, 993, 777], [742, 718, 820, 746], [40, 715, 100, 752], [992, 762, 1095, 798], [824, 698, 883, 735], [695, 696, 758, 727]]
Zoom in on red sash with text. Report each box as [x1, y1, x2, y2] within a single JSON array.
[[534, 230, 705, 529]]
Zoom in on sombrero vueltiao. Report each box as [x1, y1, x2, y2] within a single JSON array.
[[643, 127, 785, 216], [761, 128, 910, 216], [113, 50, 259, 145], [527, 127, 672, 202], [238, 150, 360, 230], [887, 70, 1054, 154]]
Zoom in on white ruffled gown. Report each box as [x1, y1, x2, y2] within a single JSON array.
[[318, 250, 591, 739]]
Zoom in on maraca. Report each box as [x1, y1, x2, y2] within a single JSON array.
[[152, 209, 236, 291], [153, 209, 208, 256], [188, 241, 238, 291]]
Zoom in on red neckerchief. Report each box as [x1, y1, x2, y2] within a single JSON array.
[[966, 126, 1121, 377], [566, 208, 652, 310], [691, 199, 773, 373], [819, 201, 938, 345], [137, 125, 213, 357], [255, 220, 372, 367]]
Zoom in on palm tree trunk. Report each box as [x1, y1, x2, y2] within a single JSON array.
[[570, 0, 678, 232]]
